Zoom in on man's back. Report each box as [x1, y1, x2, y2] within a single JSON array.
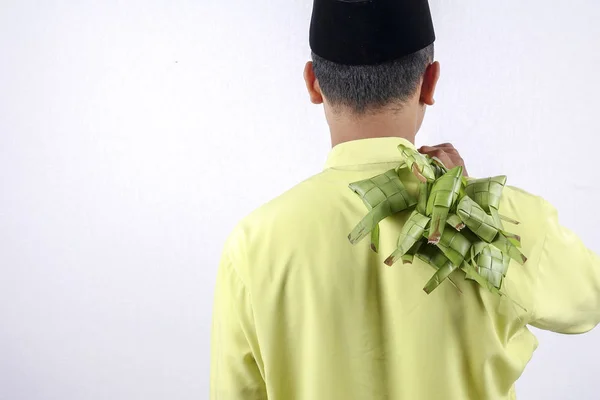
[[211, 137, 600, 399]]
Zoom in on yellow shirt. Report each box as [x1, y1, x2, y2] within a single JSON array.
[[211, 137, 600, 400]]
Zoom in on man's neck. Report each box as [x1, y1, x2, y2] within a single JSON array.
[[327, 110, 418, 148]]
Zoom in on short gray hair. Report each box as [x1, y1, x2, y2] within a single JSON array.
[[311, 44, 434, 114]]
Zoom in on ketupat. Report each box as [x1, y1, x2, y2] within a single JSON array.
[[416, 244, 462, 294], [348, 144, 528, 299], [426, 166, 463, 244], [348, 170, 417, 251], [457, 196, 499, 243], [398, 144, 437, 183], [465, 176, 507, 230], [470, 242, 510, 289], [384, 211, 430, 266]]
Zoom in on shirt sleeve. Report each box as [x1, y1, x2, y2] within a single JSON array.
[[530, 200, 600, 334], [210, 247, 267, 399]]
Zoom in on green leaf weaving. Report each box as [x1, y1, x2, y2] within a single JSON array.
[[348, 145, 527, 301]]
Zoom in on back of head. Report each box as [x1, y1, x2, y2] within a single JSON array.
[[311, 44, 434, 115], [308, 0, 437, 116]]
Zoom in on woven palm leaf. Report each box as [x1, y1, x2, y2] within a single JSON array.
[[402, 241, 423, 264], [348, 145, 528, 300], [492, 233, 527, 264], [465, 176, 507, 229], [471, 242, 510, 289], [398, 144, 436, 183], [430, 156, 450, 178], [415, 245, 461, 294], [424, 261, 461, 294], [385, 211, 430, 266], [348, 170, 417, 247], [446, 214, 466, 231], [434, 228, 473, 267], [370, 225, 380, 253], [425, 166, 463, 244], [457, 196, 500, 243], [416, 182, 429, 215], [460, 262, 502, 296], [501, 231, 522, 248]]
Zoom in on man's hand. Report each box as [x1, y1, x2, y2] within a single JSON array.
[[419, 143, 469, 177]]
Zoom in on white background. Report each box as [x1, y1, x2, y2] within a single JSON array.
[[1, 0, 599, 399]]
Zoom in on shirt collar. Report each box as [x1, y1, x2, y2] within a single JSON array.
[[324, 137, 416, 170]]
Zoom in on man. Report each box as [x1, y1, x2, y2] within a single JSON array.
[[210, 0, 600, 398]]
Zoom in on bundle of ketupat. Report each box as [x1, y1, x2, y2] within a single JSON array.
[[348, 144, 527, 299]]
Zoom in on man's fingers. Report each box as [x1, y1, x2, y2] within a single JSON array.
[[427, 149, 454, 168], [420, 144, 459, 155], [420, 143, 454, 149], [445, 152, 465, 168], [418, 145, 469, 177], [419, 145, 437, 152]]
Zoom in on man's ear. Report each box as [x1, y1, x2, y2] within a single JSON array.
[[304, 61, 324, 105], [419, 61, 441, 106]]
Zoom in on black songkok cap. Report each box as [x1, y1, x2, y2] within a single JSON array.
[[309, 0, 436, 66]]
